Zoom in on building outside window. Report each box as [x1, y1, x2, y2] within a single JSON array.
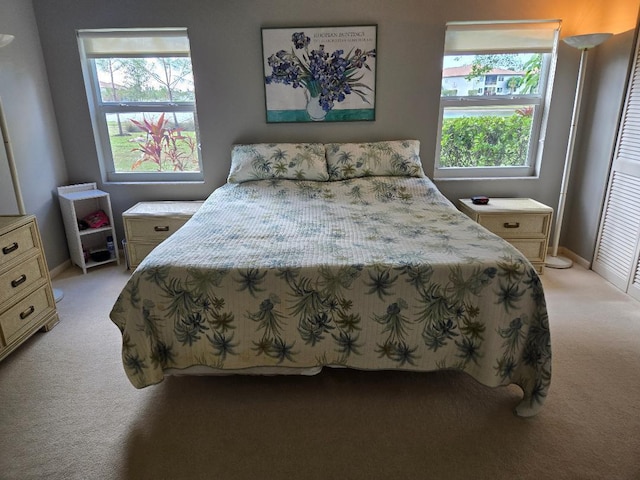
[[77, 28, 202, 182], [436, 20, 560, 179]]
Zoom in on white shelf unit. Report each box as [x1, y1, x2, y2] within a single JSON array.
[[57, 183, 120, 274]]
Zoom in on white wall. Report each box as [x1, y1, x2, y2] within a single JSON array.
[[0, 0, 69, 270]]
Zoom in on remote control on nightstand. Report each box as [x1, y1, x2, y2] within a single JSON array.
[[471, 196, 490, 205]]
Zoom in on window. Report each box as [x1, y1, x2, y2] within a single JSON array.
[[77, 28, 202, 182], [436, 21, 560, 179]]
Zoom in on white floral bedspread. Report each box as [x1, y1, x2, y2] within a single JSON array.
[[110, 176, 551, 416]]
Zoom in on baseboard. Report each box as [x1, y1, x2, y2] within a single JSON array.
[[49, 259, 71, 279], [558, 247, 591, 269], [49, 249, 129, 278]]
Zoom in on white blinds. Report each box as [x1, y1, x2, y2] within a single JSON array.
[[77, 28, 190, 57], [444, 21, 561, 55]]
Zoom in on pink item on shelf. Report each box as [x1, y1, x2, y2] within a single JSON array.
[[83, 210, 110, 228]]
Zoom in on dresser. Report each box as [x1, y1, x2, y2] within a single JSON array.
[[123, 201, 204, 269], [458, 198, 553, 274], [0, 215, 59, 361]]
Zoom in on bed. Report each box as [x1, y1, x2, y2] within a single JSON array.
[[109, 140, 551, 417]]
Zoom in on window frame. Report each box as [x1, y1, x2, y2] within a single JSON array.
[[77, 28, 203, 183], [434, 21, 560, 180]]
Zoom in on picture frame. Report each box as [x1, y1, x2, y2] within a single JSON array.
[[261, 25, 377, 123]]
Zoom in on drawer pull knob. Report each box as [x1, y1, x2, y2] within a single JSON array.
[[503, 222, 520, 229], [154, 226, 170, 232], [11, 274, 27, 288], [20, 305, 35, 320], [2, 242, 19, 255]]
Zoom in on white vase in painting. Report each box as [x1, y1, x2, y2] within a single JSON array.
[[305, 93, 328, 121]]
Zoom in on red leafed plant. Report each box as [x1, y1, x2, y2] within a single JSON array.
[[130, 113, 197, 171], [515, 106, 534, 117]]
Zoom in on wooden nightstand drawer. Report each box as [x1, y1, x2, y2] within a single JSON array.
[[0, 254, 47, 306], [509, 239, 548, 263], [477, 214, 549, 238], [125, 217, 190, 242], [0, 284, 54, 345], [126, 242, 157, 268], [0, 221, 38, 268]]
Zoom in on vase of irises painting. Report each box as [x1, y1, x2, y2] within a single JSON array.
[[263, 27, 377, 122]]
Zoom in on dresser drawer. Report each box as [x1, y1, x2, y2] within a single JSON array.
[[0, 254, 47, 306], [125, 217, 190, 242], [477, 213, 549, 238], [509, 239, 548, 263], [0, 222, 38, 268], [0, 285, 54, 345]]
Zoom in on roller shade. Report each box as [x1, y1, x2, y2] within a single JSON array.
[[77, 28, 190, 57], [445, 21, 561, 55]]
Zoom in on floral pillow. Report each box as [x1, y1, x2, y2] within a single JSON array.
[[325, 140, 425, 180], [228, 143, 329, 183]]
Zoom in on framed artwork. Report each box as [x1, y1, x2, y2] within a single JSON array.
[[262, 25, 377, 123]]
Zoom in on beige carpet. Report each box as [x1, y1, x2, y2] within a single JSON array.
[[0, 263, 639, 480]]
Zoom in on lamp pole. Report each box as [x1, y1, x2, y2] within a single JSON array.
[[546, 33, 612, 269], [0, 95, 26, 215]]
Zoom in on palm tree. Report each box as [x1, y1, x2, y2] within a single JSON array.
[[507, 76, 523, 93]]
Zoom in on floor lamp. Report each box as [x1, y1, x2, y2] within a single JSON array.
[[0, 34, 64, 302], [546, 32, 613, 269]]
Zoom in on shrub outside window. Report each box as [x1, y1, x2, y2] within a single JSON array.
[[77, 28, 202, 182], [436, 21, 560, 179]]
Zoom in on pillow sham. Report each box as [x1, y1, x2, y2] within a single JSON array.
[[325, 140, 425, 180], [227, 143, 329, 183]]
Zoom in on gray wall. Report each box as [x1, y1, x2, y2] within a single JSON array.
[[23, 0, 640, 266], [0, 0, 69, 270], [563, 29, 637, 261]]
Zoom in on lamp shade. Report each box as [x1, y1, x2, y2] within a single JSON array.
[[0, 34, 15, 48], [563, 33, 613, 50]]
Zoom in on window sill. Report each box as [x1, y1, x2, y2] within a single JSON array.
[[103, 179, 206, 186], [433, 175, 540, 182]]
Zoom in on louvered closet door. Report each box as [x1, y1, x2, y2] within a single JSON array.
[[592, 31, 640, 301]]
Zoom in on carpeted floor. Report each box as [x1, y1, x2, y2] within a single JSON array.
[[0, 263, 639, 480]]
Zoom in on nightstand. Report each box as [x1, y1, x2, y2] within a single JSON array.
[[458, 198, 553, 274], [122, 201, 204, 269]]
